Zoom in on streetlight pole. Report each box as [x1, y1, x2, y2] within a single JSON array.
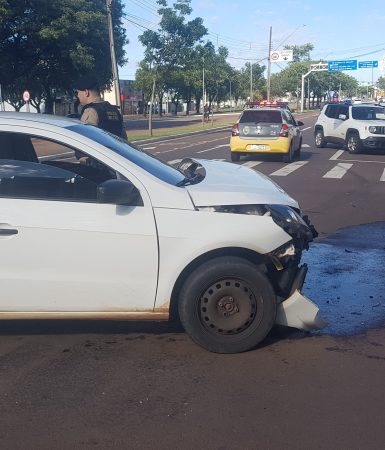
[[106, 0, 121, 108], [267, 26, 272, 101]]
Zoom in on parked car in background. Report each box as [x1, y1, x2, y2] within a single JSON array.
[[314, 103, 385, 153], [0, 112, 323, 353], [230, 107, 304, 163]]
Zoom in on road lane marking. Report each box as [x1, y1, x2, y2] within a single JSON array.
[[323, 163, 353, 179], [142, 146, 156, 150], [301, 127, 311, 131], [167, 159, 182, 165], [241, 161, 263, 168], [154, 138, 226, 154], [302, 144, 310, 147], [270, 161, 308, 176], [330, 150, 344, 160], [380, 168, 385, 181], [196, 144, 229, 153]]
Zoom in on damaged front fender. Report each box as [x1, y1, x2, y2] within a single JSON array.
[[275, 289, 327, 331]]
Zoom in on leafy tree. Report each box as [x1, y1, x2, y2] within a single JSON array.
[[236, 62, 266, 101], [284, 43, 314, 62], [0, 0, 127, 112], [377, 76, 385, 91], [138, 0, 207, 115]]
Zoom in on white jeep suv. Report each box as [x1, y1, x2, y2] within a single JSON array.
[[314, 103, 385, 153]]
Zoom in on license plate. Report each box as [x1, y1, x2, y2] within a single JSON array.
[[249, 144, 268, 150]]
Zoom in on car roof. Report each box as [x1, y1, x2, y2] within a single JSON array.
[[0, 112, 79, 128], [242, 107, 283, 113]]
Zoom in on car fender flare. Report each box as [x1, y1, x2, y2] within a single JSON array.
[[346, 128, 360, 139]]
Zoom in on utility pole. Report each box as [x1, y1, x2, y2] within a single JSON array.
[[267, 26, 272, 101], [250, 62, 253, 102], [202, 56, 205, 127], [106, 0, 121, 108]]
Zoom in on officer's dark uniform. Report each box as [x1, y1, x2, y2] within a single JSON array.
[[74, 74, 126, 139], [81, 101, 126, 138]]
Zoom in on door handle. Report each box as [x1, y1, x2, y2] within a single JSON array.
[[0, 228, 18, 236]]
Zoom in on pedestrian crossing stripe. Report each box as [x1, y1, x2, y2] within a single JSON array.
[[165, 158, 385, 181], [323, 163, 353, 179], [270, 161, 308, 176]]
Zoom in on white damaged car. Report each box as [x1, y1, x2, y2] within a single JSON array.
[[0, 113, 325, 353]]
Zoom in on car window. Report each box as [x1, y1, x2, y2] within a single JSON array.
[[325, 105, 338, 118], [239, 110, 282, 124], [68, 124, 186, 186], [0, 132, 136, 204], [282, 110, 295, 125], [338, 105, 349, 117], [351, 106, 385, 120]]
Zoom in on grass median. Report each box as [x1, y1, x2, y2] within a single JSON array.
[[127, 115, 238, 142]]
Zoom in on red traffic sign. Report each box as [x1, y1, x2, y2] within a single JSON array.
[[23, 90, 30, 102]]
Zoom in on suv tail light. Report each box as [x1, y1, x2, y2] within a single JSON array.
[[232, 123, 239, 136], [279, 123, 289, 137]]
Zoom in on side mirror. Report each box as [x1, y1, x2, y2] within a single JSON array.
[[97, 179, 143, 206], [296, 120, 304, 126], [338, 114, 347, 120]]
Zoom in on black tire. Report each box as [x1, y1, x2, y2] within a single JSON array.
[[346, 132, 362, 154], [295, 137, 302, 158], [282, 143, 293, 163], [178, 256, 276, 353], [314, 129, 326, 148], [230, 152, 240, 162]]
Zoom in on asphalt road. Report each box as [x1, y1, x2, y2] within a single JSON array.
[[1, 112, 385, 450]]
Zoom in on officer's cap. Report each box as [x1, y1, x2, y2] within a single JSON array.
[[74, 75, 99, 91]]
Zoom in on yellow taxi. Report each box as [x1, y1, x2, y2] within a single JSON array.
[[230, 107, 303, 163]]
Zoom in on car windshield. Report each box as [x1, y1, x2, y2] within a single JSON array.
[[68, 124, 186, 186], [351, 106, 385, 120]]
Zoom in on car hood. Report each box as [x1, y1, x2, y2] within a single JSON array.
[[184, 159, 299, 208]]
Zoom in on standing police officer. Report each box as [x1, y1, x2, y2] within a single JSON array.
[[74, 75, 127, 139]]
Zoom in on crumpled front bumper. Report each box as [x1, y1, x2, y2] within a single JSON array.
[[275, 289, 327, 331]]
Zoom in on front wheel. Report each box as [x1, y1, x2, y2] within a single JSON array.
[[295, 137, 302, 158], [315, 129, 326, 148], [346, 132, 362, 154], [178, 256, 276, 353]]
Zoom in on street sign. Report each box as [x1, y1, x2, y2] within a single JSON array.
[[23, 90, 30, 102], [358, 60, 378, 69], [328, 60, 357, 71], [270, 49, 293, 62]]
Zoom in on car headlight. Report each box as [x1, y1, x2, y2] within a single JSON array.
[[196, 204, 268, 215], [369, 126, 378, 133], [196, 204, 317, 243], [267, 204, 316, 242]]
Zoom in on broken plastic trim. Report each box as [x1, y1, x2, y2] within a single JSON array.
[[275, 289, 327, 331]]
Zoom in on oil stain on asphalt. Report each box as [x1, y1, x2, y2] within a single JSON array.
[[302, 221, 385, 336]]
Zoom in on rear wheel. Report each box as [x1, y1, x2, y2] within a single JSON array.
[[230, 152, 240, 162], [346, 132, 362, 154], [282, 143, 293, 163], [178, 256, 276, 353], [315, 129, 326, 148]]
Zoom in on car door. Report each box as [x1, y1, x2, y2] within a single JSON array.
[[331, 104, 349, 144], [0, 131, 158, 313], [322, 104, 339, 140]]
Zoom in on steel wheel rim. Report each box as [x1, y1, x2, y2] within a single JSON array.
[[348, 136, 357, 152], [199, 278, 259, 335]]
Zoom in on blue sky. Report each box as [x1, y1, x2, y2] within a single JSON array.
[[121, 0, 385, 85]]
